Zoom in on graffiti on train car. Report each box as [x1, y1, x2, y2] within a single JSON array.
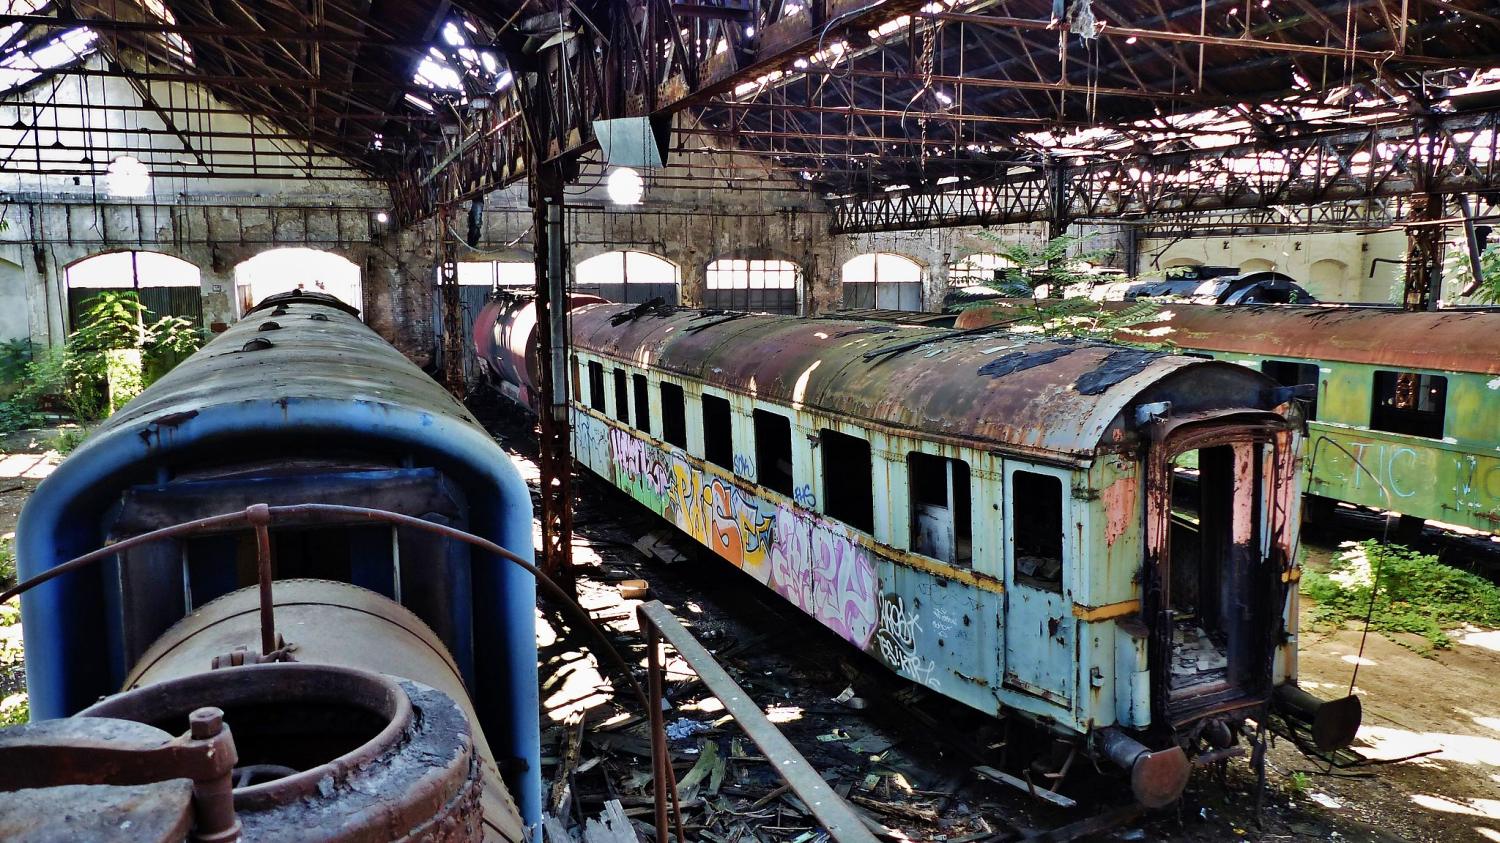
[[600, 419, 880, 650], [875, 595, 941, 689], [1308, 425, 1500, 526]]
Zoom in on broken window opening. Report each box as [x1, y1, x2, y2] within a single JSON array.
[[1261, 360, 1320, 421], [821, 428, 873, 532], [1011, 471, 1064, 591], [753, 409, 794, 496], [1167, 444, 1263, 702], [613, 368, 630, 423], [908, 452, 971, 566], [660, 382, 687, 448], [1370, 370, 1446, 439], [633, 373, 651, 435], [570, 359, 582, 406], [702, 394, 733, 470], [587, 361, 605, 412]]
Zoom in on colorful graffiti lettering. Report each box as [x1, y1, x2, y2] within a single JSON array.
[[875, 596, 940, 689], [733, 453, 755, 478], [604, 424, 879, 649]]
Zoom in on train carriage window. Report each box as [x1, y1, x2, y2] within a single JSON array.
[[753, 410, 794, 496], [613, 368, 630, 423], [660, 383, 687, 448], [821, 429, 873, 531], [1261, 360, 1320, 420], [1011, 471, 1064, 591], [908, 452, 971, 566], [587, 361, 606, 412], [571, 360, 582, 406], [1370, 370, 1446, 439], [633, 374, 651, 435], [702, 395, 733, 470]]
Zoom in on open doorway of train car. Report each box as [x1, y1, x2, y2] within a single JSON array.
[[1157, 434, 1274, 719]]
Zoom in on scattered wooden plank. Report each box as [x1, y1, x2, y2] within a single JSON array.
[[972, 765, 1077, 809], [542, 813, 572, 843], [582, 799, 639, 843], [677, 740, 722, 802], [847, 794, 940, 824]]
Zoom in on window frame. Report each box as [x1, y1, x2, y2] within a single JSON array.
[[906, 450, 973, 567], [1008, 468, 1067, 593], [752, 408, 795, 496], [660, 381, 687, 448], [586, 360, 606, 412], [820, 427, 874, 532], [1369, 369, 1447, 439], [632, 373, 651, 435], [612, 367, 630, 423], [701, 392, 734, 470]]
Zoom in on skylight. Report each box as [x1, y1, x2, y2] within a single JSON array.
[[0, 25, 97, 95]]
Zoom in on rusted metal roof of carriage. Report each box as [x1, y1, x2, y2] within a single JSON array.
[[571, 303, 1266, 458], [1110, 304, 1500, 377]]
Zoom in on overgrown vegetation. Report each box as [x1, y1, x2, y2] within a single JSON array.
[[0, 291, 201, 434], [1445, 243, 1500, 305], [1301, 540, 1500, 651], [960, 233, 1169, 346], [972, 231, 1119, 298]]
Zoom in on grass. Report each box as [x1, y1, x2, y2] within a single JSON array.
[[1301, 540, 1500, 652]]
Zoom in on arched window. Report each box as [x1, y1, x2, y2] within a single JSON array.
[[1309, 258, 1347, 294], [65, 250, 201, 330], [455, 260, 533, 289], [842, 253, 923, 311], [575, 251, 680, 304], [234, 248, 361, 316], [947, 253, 1017, 286], [704, 259, 800, 314], [1239, 258, 1276, 273], [1162, 257, 1203, 270]]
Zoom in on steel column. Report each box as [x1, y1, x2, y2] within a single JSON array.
[[533, 165, 575, 595]]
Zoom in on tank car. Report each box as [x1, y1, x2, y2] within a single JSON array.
[[473, 291, 607, 410], [4, 290, 539, 841], [556, 302, 1359, 808], [956, 300, 1500, 535]]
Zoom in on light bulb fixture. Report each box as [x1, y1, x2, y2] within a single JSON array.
[[606, 166, 644, 206], [375, 211, 390, 224]]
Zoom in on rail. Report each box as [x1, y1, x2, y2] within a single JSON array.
[[636, 599, 880, 843]]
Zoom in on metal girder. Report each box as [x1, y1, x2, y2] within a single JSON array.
[[830, 108, 1500, 232]]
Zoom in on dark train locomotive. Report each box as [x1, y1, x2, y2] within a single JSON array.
[[551, 302, 1360, 808], [4, 290, 540, 841]]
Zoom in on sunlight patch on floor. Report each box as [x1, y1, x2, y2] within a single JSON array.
[[1357, 725, 1500, 767], [1409, 793, 1500, 820], [0, 453, 55, 480]]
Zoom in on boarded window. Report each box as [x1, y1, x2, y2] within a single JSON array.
[[587, 361, 605, 412], [613, 368, 629, 423], [702, 394, 733, 469], [1261, 360, 1320, 420], [1370, 370, 1446, 439], [633, 374, 651, 435], [753, 410, 794, 495], [1011, 471, 1063, 591], [660, 382, 687, 448], [908, 452, 971, 566], [822, 429, 872, 531]]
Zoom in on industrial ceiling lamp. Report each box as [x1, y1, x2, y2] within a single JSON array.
[[606, 166, 644, 206], [106, 155, 150, 197]]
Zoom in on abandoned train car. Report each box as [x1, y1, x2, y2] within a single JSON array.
[[956, 301, 1500, 534], [562, 302, 1361, 807], [6, 291, 540, 841]]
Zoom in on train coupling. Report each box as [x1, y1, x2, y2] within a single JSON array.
[[1096, 727, 1191, 808], [1274, 683, 1363, 752]]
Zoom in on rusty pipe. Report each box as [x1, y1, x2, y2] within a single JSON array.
[[1274, 684, 1363, 753], [186, 707, 242, 843], [247, 504, 276, 657], [1096, 727, 1191, 809]]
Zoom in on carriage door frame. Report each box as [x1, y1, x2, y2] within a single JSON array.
[[1001, 460, 1076, 709]]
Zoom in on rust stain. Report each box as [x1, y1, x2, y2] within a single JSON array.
[[1101, 472, 1138, 548]]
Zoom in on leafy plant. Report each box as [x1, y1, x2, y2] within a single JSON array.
[[972, 232, 1119, 298], [1302, 540, 1500, 652], [14, 292, 203, 422], [50, 426, 90, 455], [1285, 770, 1311, 797], [1445, 244, 1500, 305], [0, 535, 13, 589]]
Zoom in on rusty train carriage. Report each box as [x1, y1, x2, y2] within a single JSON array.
[[565, 302, 1360, 806], [956, 302, 1500, 533]]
